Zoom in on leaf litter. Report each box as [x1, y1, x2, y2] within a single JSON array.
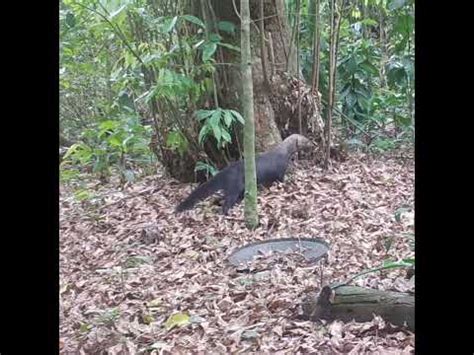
[[60, 152, 414, 354]]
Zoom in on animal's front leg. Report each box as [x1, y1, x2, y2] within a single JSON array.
[[222, 192, 243, 215]]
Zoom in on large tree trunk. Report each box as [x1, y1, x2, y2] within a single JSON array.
[[154, 0, 325, 182], [210, 0, 320, 152]]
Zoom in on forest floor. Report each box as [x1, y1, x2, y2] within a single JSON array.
[[60, 150, 414, 354]]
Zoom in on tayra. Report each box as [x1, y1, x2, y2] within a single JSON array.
[[175, 134, 313, 215]]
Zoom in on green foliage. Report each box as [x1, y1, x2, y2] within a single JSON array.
[[195, 108, 244, 148], [386, 54, 414, 89], [166, 130, 189, 155], [196, 29, 240, 62], [61, 115, 152, 182], [195, 161, 218, 178], [338, 38, 380, 122], [60, 0, 414, 186], [296, 0, 414, 143], [371, 137, 397, 151], [382, 258, 414, 268], [60, 0, 243, 184], [144, 69, 200, 104], [345, 257, 414, 284], [73, 188, 94, 202], [60, 168, 81, 183], [181, 15, 205, 28]]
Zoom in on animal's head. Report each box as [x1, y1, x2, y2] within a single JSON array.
[[285, 134, 314, 152]]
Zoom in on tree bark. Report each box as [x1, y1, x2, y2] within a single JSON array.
[[324, 0, 341, 169], [148, 0, 325, 182], [241, 0, 259, 228], [210, 0, 299, 152], [302, 286, 414, 331], [311, 0, 321, 94]]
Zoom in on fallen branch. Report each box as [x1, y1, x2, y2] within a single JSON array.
[[302, 285, 414, 331]]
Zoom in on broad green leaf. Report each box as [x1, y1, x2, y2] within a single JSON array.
[[221, 129, 231, 142], [209, 33, 222, 43], [195, 109, 215, 121], [124, 51, 137, 68], [217, 21, 236, 34], [59, 168, 79, 182], [164, 312, 190, 331], [99, 121, 120, 137], [382, 259, 413, 268], [223, 110, 233, 127], [359, 61, 379, 75], [230, 110, 244, 124], [209, 109, 222, 130], [99, 120, 118, 130], [181, 15, 205, 28], [347, 57, 358, 74], [74, 189, 92, 201], [162, 16, 178, 33], [212, 124, 222, 142], [217, 42, 241, 52], [108, 136, 122, 148], [198, 125, 210, 144], [202, 42, 217, 61], [395, 14, 413, 36]]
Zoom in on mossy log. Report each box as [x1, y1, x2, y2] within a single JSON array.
[[301, 286, 414, 331]]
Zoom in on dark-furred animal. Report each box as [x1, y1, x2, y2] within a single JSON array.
[[175, 134, 313, 214]]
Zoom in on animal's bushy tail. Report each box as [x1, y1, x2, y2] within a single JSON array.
[[175, 175, 223, 212]]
